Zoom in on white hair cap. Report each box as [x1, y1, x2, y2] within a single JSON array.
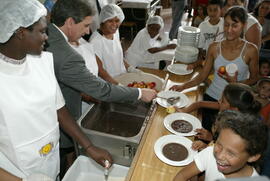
[[99, 4, 125, 24], [146, 16, 164, 30], [0, 0, 47, 43]]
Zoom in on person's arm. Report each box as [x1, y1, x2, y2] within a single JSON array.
[[0, 168, 21, 181], [57, 106, 113, 167], [96, 56, 119, 85], [175, 101, 220, 113], [173, 161, 201, 181], [262, 33, 270, 44], [170, 43, 216, 92], [245, 23, 262, 50], [147, 44, 177, 54], [240, 43, 259, 85]]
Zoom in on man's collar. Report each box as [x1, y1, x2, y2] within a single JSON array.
[[52, 23, 68, 42]]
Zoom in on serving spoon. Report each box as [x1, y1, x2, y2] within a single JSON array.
[[157, 96, 181, 105]]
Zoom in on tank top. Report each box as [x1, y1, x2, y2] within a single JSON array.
[[206, 40, 249, 100]]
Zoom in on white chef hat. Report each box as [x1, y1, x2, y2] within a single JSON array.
[[0, 0, 47, 43], [99, 4, 125, 24], [146, 16, 164, 30]]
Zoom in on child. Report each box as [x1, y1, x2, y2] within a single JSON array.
[[192, 5, 207, 27], [188, 0, 224, 69], [173, 110, 268, 181], [254, 78, 270, 177], [259, 58, 270, 77], [221, 0, 235, 17], [175, 83, 261, 150], [255, 78, 270, 126]]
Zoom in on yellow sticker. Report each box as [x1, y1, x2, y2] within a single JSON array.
[[39, 142, 53, 157]]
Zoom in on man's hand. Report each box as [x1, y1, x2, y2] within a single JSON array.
[[140, 88, 157, 102], [86, 145, 113, 168]]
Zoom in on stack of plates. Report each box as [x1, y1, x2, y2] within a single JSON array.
[[177, 26, 200, 48], [175, 46, 199, 63]]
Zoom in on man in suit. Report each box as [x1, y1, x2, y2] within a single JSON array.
[[46, 0, 156, 176]]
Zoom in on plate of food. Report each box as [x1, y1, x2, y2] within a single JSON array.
[[154, 134, 197, 166], [167, 64, 193, 75], [164, 113, 202, 136], [157, 91, 189, 108]]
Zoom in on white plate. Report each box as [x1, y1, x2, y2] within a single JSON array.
[[179, 26, 200, 34], [167, 64, 193, 75], [163, 113, 202, 136], [154, 135, 197, 166], [157, 91, 190, 108]]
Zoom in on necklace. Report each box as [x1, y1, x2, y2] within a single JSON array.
[[0, 52, 26, 65]]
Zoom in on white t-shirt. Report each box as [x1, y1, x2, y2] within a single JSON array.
[[245, 14, 262, 33], [126, 28, 164, 69], [194, 146, 259, 181], [0, 51, 65, 179], [70, 38, 99, 76], [90, 31, 127, 77], [198, 18, 224, 51]]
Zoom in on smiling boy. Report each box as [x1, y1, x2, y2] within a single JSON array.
[[173, 111, 268, 181]]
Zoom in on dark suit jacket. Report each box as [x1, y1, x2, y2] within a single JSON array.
[[46, 24, 139, 120]]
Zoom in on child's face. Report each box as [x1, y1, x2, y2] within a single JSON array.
[[258, 81, 270, 99], [258, 2, 270, 17], [207, 5, 221, 21], [219, 95, 231, 112], [213, 128, 253, 175], [227, 0, 235, 6], [198, 6, 204, 16], [260, 63, 270, 76]]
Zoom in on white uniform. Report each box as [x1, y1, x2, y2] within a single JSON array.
[[90, 31, 126, 77], [126, 28, 165, 69], [198, 17, 224, 51], [0, 52, 65, 179], [194, 146, 259, 181], [70, 38, 98, 114], [70, 38, 99, 76]]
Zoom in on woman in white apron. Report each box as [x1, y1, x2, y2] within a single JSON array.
[[0, 0, 112, 180], [90, 4, 141, 78]]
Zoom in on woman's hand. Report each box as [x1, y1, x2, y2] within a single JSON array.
[[85, 145, 113, 168], [217, 71, 238, 83], [191, 140, 207, 151], [194, 128, 213, 142], [170, 85, 185, 92]]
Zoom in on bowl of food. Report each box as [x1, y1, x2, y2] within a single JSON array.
[[114, 72, 164, 91]]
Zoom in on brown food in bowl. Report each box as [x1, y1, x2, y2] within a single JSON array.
[[171, 120, 193, 133], [162, 143, 188, 161]]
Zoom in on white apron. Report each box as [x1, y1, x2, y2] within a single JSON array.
[[0, 52, 65, 179], [91, 31, 127, 77]]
